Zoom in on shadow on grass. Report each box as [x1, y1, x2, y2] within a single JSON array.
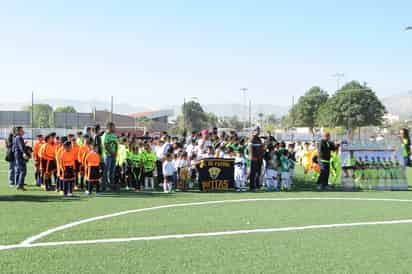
[[0, 194, 81, 203]]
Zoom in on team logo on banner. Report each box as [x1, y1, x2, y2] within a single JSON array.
[[208, 167, 221, 180]]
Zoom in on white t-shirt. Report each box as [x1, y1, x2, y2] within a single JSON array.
[[163, 160, 176, 177]]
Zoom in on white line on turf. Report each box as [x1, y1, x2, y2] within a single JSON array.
[[1, 197, 411, 251], [2, 218, 412, 251]]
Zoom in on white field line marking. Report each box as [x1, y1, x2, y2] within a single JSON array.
[[19, 197, 412, 246], [2, 219, 412, 251]]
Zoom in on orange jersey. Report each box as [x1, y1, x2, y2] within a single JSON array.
[[85, 151, 101, 181], [60, 150, 76, 169], [40, 143, 57, 161], [85, 151, 101, 167], [56, 145, 65, 177], [33, 140, 44, 161], [71, 143, 80, 161], [78, 145, 91, 165]]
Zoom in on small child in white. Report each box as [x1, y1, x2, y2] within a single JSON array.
[[280, 150, 292, 190], [162, 153, 176, 193], [234, 150, 246, 192], [264, 146, 279, 192]]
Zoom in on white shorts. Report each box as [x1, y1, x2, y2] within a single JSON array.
[[281, 172, 290, 180]]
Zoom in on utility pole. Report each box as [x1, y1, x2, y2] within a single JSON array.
[[183, 97, 186, 136], [240, 88, 248, 130], [332, 73, 345, 91], [110, 96, 114, 123], [248, 99, 252, 128], [31, 91, 34, 145]]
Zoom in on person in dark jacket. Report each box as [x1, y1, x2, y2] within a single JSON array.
[[317, 132, 336, 190], [13, 127, 29, 190], [5, 128, 16, 187]]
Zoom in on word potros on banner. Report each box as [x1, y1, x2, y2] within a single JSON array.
[[197, 158, 235, 191]]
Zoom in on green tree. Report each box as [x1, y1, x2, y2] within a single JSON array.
[[317, 81, 386, 132], [23, 104, 53, 128], [218, 116, 243, 130], [181, 100, 209, 133], [55, 106, 77, 113], [289, 86, 329, 135]]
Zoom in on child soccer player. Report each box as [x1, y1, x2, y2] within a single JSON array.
[[55, 136, 67, 194], [33, 134, 44, 186], [142, 142, 157, 190], [39, 133, 57, 191], [163, 153, 176, 193], [330, 144, 341, 186], [60, 141, 76, 197], [280, 149, 291, 190], [78, 135, 92, 191], [116, 137, 128, 188], [264, 145, 279, 192], [69, 134, 81, 191], [234, 150, 247, 192], [177, 152, 190, 191], [85, 144, 102, 195]]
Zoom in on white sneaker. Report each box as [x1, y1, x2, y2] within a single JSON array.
[[85, 190, 90, 196], [125, 186, 130, 191], [68, 193, 73, 197]]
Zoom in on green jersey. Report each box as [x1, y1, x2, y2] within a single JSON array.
[[141, 150, 157, 173], [102, 132, 118, 157]]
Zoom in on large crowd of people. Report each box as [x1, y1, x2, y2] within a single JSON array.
[[4, 122, 348, 196]]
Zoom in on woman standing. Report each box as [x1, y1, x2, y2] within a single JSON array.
[[400, 128, 411, 167]]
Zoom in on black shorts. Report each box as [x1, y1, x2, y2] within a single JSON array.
[[165, 175, 174, 182], [42, 159, 56, 174], [144, 171, 154, 177], [63, 166, 75, 181], [88, 166, 101, 181]]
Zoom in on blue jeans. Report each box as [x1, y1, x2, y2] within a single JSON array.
[[8, 161, 15, 185], [15, 160, 27, 188], [318, 161, 330, 188], [403, 156, 410, 167], [102, 156, 116, 191]]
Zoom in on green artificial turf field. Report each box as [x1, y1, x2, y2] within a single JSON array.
[[2, 148, 412, 274]]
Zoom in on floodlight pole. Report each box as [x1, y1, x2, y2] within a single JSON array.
[[240, 88, 248, 130], [31, 91, 34, 146]]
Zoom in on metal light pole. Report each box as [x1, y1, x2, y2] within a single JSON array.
[[240, 88, 248, 130], [31, 91, 34, 145], [332, 73, 345, 91]]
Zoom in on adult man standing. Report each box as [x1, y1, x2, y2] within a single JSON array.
[[248, 126, 265, 191], [101, 122, 118, 192], [5, 128, 16, 187], [13, 127, 29, 191], [318, 132, 336, 190]]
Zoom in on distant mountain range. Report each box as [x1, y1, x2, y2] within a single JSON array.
[[382, 91, 412, 119], [2, 94, 412, 119], [168, 103, 289, 119]]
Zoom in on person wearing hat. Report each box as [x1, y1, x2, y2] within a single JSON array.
[[248, 126, 265, 191]]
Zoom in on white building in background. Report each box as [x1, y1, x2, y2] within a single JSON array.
[[383, 113, 400, 125]]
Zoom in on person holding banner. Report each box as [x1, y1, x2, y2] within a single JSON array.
[[248, 126, 265, 191]]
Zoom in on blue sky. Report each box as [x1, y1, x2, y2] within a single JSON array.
[[0, 0, 411, 108]]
